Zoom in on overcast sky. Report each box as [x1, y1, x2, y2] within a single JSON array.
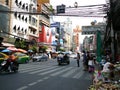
[[50, 0, 107, 43], [50, 0, 106, 9]]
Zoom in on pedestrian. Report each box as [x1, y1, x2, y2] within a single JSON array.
[[88, 56, 95, 73], [77, 52, 80, 67], [82, 50, 87, 70], [86, 51, 90, 70]]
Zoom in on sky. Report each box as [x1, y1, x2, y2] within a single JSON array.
[[50, 0, 107, 43]]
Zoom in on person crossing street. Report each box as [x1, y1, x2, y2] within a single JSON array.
[[77, 52, 80, 67]]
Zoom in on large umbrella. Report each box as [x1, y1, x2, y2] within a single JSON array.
[[28, 50, 33, 52], [1, 49, 12, 53], [7, 47, 18, 52], [17, 48, 27, 53]]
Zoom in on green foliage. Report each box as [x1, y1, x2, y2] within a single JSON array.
[[58, 48, 65, 52], [14, 40, 26, 49], [39, 46, 48, 52], [30, 45, 37, 53]]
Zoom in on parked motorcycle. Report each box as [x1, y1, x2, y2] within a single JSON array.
[[0, 59, 19, 73]]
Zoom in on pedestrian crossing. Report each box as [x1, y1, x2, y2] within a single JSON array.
[[19, 63, 92, 80]]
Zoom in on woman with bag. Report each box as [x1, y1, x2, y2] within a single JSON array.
[[88, 56, 95, 73]]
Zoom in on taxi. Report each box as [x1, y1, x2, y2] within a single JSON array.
[[0, 52, 9, 64]]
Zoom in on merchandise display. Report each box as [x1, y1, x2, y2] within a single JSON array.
[[88, 63, 120, 90]]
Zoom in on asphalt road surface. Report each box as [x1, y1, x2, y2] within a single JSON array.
[[0, 58, 93, 90]]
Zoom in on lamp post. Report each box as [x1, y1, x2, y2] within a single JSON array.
[[74, 2, 78, 8]]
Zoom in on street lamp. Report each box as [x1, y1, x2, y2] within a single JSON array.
[[74, 2, 78, 8]]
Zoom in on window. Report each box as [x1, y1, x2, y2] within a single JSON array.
[[25, 17, 27, 22], [5, 0, 9, 5], [22, 15, 24, 21], [17, 26, 20, 30], [22, 3, 25, 9], [26, 5, 28, 11], [18, 14, 21, 19], [13, 25, 16, 32], [15, 0, 18, 5], [14, 12, 17, 18]]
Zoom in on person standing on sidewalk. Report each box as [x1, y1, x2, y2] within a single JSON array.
[[82, 50, 87, 70], [77, 52, 80, 67]]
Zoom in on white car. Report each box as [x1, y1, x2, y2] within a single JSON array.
[[32, 54, 48, 62], [69, 53, 77, 59]]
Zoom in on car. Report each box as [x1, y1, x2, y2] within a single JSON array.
[[13, 52, 30, 64], [69, 52, 77, 59], [0, 52, 9, 64], [32, 53, 48, 62], [57, 53, 70, 65]]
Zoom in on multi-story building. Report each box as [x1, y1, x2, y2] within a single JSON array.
[[62, 18, 72, 51], [73, 25, 82, 52], [10, 0, 30, 40], [37, 0, 51, 52], [28, 0, 39, 44], [0, 0, 14, 46]]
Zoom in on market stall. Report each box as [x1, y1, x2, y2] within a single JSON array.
[[88, 63, 120, 90]]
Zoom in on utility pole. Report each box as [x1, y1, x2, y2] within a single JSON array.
[[109, 0, 115, 62]]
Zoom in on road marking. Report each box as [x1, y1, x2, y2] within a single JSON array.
[[73, 69, 84, 79], [28, 82, 37, 86], [50, 67, 73, 76], [38, 67, 65, 75], [17, 86, 28, 90], [20, 65, 57, 73], [43, 76, 50, 80], [37, 79, 43, 82], [17, 77, 50, 90], [61, 68, 78, 78], [29, 66, 58, 74]]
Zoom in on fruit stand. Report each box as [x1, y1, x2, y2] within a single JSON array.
[[88, 63, 120, 90]]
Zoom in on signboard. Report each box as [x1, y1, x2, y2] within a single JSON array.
[[82, 25, 106, 35]]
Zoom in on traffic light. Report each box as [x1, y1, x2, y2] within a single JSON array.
[[56, 4, 65, 14]]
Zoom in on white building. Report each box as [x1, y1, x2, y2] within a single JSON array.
[[10, 0, 38, 41]]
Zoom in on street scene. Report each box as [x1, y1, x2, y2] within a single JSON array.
[[0, 58, 92, 90], [0, 0, 120, 90]]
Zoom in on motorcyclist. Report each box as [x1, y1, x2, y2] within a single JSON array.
[[63, 53, 69, 60], [7, 53, 18, 72]]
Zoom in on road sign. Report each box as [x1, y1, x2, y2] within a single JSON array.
[[82, 24, 106, 35]]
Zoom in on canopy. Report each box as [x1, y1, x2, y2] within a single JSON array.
[[17, 48, 27, 53], [1, 49, 12, 53], [7, 47, 18, 52]]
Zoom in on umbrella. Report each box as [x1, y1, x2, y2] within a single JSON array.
[[28, 50, 33, 52], [7, 47, 18, 52], [17, 48, 27, 53], [1, 49, 12, 53]]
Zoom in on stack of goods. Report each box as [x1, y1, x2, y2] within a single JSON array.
[[88, 81, 120, 90], [88, 63, 120, 90]]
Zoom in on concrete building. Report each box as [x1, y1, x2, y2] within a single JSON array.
[[0, 0, 11, 45], [37, 0, 51, 52]]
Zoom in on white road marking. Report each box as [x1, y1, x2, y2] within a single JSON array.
[[38, 67, 65, 75], [29, 66, 58, 74], [73, 70, 83, 79], [61, 68, 78, 78], [16, 86, 28, 90], [50, 67, 73, 76]]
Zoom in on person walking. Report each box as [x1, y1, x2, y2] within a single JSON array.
[[88, 56, 95, 73], [77, 52, 80, 67], [82, 50, 87, 70]]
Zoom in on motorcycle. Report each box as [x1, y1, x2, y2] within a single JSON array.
[[0, 59, 19, 73]]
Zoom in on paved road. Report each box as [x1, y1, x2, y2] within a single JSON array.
[[0, 58, 93, 90]]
